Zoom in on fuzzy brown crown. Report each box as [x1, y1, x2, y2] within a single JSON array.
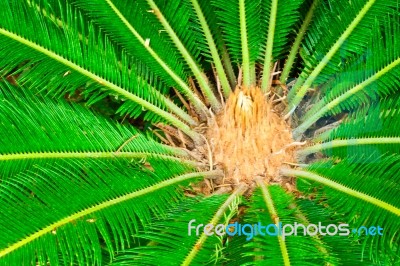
[[206, 86, 295, 186]]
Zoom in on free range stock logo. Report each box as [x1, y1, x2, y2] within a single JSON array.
[[188, 219, 383, 240]]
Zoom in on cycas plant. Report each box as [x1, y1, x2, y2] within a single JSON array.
[[0, 0, 399, 265]]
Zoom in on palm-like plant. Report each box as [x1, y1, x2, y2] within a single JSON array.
[[0, 0, 399, 265]]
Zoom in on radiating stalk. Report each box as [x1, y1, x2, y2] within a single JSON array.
[[239, 0, 253, 87], [281, 168, 400, 217], [287, 0, 377, 116], [0, 170, 222, 258], [261, 0, 278, 92], [190, 0, 232, 97], [287, 203, 333, 265], [256, 179, 291, 266], [27, 0, 198, 125], [164, 97, 198, 126], [103, 0, 208, 114], [0, 28, 202, 142], [181, 184, 246, 265], [280, 0, 320, 83], [221, 43, 237, 88], [0, 151, 197, 166], [298, 137, 400, 157], [146, 0, 221, 110], [293, 57, 400, 138]]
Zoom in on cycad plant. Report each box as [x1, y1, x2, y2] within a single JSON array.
[[0, 0, 400, 265]]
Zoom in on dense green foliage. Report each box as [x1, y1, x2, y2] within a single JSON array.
[[0, 0, 399, 265]]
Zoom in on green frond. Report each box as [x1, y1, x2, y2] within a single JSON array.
[[228, 184, 326, 266], [108, 196, 228, 266], [0, 0, 199, 139], [287, 0, 399, 114], [282, 155, 400, 263], [260, 0, 304, 91], [293, 16, 400, 138], [196, 0, 238, 88], [229, 183, 379, 265], [1, 0, 400, 265], [260, 0, 278, 91], [299, 96, 400, 158], [295, 199, 378, 265], [145, 0, 221, 110], [267, 0, 304, 61], [280, 0, 321, 83], [0, 156, 221, 265], [40, 0, 208, 113], [0, 82, 196, 177], [212, 0, 261, 86], [148, 0, 206, 64], [181, 185, 246, 265], [108, 186, 244, 266], [189, 0, 232, 97]]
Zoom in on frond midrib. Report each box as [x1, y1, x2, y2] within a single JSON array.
[[0, 170, 220, 259], [0, 28, 200, 140], [146, 0, 221, 110], [26, 0, 197, 126], [299, 137, 400, 156], [280, 0, 321, 83], [0, 151, 197, 166], [239, 0, 252, 87], [287, 0, 377, 113], [103, 0, 207, 113], [260, 0, 278, 92], [256, 179, 291, 266], [189, 0, 232, 97], [281, 168, 400, 217], [293, 56, 400, 138], [181, 184, 246, 266]]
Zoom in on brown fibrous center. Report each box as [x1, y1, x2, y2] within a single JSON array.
[[206, 86, 295, 188]]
